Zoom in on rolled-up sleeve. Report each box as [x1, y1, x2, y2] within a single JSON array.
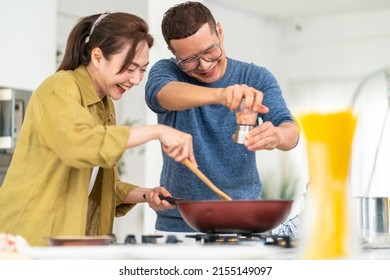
[[115, 181, 138, 217]]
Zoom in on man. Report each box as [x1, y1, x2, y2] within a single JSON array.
[[145, 1, 299, 234]]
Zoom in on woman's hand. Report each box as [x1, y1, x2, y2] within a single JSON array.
[[126, 124, 197, 166], [123, 187, 176, 211], [143, 186, 176, 211], [124, 186, 176, 211], [157, 125, 197, 166]]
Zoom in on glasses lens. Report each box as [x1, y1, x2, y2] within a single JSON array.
[[177, 43, 222, 72], [201, 44, 222, 62], [177, 57, 199, 72]]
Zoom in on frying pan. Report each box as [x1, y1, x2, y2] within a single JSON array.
[[166, 159, 292, 233], [161, 196, 293, 234], [46, 235, 114, 246]]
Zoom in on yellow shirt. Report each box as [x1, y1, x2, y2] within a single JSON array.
[[0, 65, 137, 246]]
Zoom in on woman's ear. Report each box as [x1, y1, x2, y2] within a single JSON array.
[[91, 47, 103, 65]]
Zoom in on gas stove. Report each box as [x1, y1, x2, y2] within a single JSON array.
[[18, 233, 296, 260], [116, 233, 294, 248]]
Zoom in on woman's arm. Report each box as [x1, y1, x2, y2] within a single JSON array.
[[126, 124, 197, 165]]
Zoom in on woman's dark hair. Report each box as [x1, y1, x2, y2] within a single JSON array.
[[57, 12, 153, 73], [161, 1, 217, 51]]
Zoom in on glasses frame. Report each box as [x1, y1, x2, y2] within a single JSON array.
[[175, 42, 223, 73]]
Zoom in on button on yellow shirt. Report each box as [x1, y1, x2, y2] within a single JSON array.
[[0, 65, 137, 246]]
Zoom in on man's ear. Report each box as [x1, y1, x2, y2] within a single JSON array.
[[216, 22, 224, 41]]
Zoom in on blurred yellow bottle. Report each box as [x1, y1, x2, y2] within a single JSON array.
[[299, 110, 357, 259]]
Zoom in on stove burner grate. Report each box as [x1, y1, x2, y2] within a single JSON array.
[[111, 233, 295, 247], [185, 233, 294, 248]]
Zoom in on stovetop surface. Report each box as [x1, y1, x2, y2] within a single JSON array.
[[18, 233, 297, 260], [19, 242, 294, 260], [17, 233, 390, 260]]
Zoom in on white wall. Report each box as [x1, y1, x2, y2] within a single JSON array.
[[285, 9, 390, 81], [0, 0, 57, 90]]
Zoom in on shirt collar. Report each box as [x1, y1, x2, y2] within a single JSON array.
[[74, 65, 102, 106]]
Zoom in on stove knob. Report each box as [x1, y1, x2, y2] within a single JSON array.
[[141, 235, 163, 244], [124, 234, 137, 244], [165, 235, 182, 244]]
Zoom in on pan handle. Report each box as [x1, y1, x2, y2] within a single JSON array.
[[158, 195, 180, 205], [143, 194, 179, 205]]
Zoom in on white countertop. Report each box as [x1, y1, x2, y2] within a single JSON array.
[[9, 244, 390, 260]]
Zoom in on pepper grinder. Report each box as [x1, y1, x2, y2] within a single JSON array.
[[234, 99, 258, 144]]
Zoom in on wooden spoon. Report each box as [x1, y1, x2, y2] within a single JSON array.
[[182, 159, 232, 201]]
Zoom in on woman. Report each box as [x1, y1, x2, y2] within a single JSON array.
[[0, 12, 196, 246]]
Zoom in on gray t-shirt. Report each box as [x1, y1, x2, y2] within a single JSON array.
[[145, 57, 294, 232]]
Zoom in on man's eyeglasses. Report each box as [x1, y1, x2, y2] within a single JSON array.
[[176, 42, 223, 72]]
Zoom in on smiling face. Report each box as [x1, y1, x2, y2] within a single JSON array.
[[87, 41, 150, 100], [170, 23, 227, 84]]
